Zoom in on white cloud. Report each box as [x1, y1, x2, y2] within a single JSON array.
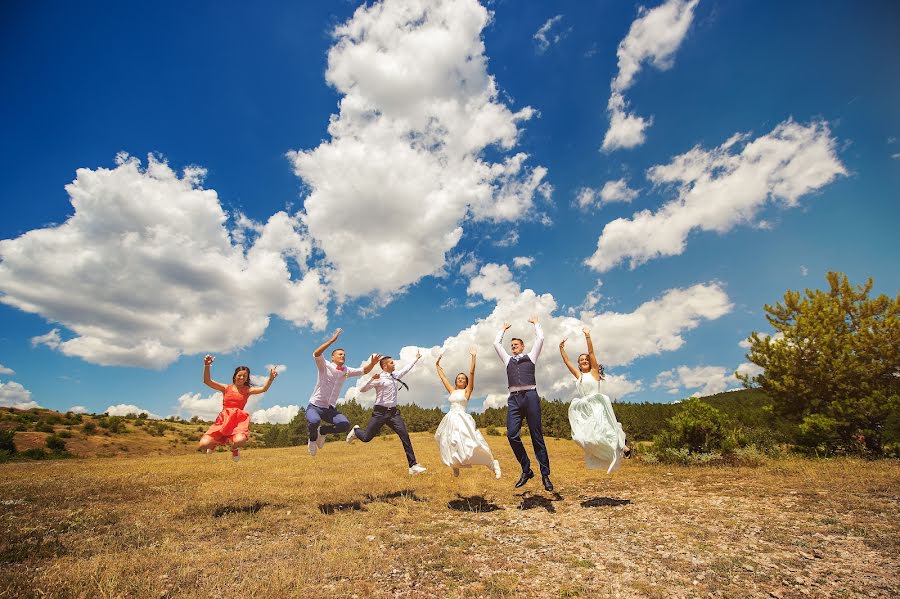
[[512, 256, 534, 269], [251, 404, 300, 424], [735, 361, 763, 379], [0, 380, 40, 410], [250, 364, 287, 387], [653, 365, 735, 396], [0, 364, 13, 375], [105, 404, 161, 419], [587, 119, 847, 272], [31, 329, 61, 349], [568, 281, 604, 315], [0, 154, 330, 368], [68, 406, 89, 414], [288, 0, 550, 303], [577, 178, 639, 210], [341, 264, 729, 409], [892, 153, 900, 160], [533, 14, 569, 54], [493, 230, 520, 247], [800, 265, 808, 277], [602, 0, 699, 151]]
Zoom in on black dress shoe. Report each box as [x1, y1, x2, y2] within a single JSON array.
[[514, 470, 534, 488], [542, 475, 554, 492]]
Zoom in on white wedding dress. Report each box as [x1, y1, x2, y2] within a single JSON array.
[[435, 389, 499, 476], [568, 374, 626, 474]]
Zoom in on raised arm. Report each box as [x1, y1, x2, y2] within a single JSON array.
[[362, 353, 381, 375], [583, 327, 600, 373], [249, 367, 279, 395], [202, 355, 227, 392], [559, 338, 579, 379], [527, 316, 544, 362], [360, 372, 382, 393], [395, 349, 421, 379], [465, 347, 476, 400], [313, 328, 342, 358], [435, 354, 454, 394], [493, 323, 512, 364]]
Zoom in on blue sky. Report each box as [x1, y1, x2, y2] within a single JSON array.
[[1, 0, 898, 422]]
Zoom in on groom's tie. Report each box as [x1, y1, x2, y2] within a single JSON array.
[[391, 373, 409, 392]]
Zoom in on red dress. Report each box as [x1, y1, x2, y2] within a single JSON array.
[[204, 384, 251, 444]]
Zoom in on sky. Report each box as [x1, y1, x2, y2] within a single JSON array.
[[1, 0, 898, 422]]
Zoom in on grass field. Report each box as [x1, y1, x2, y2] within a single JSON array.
[[2, 431, 898, 598]]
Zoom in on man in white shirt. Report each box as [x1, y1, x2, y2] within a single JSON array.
[[306, 328, 380, 456], [346, 350, 426, 475], [494, 317, 553, 491]]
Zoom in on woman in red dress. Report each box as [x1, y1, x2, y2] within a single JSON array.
[[198, 354, 278, 461]]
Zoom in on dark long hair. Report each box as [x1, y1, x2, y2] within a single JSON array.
[[232, 366, 251, 387], [578, 354, 605, 380]]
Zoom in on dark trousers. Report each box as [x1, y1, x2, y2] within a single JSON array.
[[306, 404, 351, 440], [355, 405, 418, 467], [506, 389, 550, 476]]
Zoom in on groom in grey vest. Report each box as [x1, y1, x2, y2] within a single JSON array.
[[493, 316, 553, 491]]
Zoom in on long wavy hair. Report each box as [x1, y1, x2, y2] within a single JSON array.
[[232, 366, 251, 387]]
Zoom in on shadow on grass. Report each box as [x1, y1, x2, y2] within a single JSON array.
[[447, 495, 502, 513], [516, 491, 564, 513], [365, 489, 425, 504], [580, 497, 630, 508], [319, 501, 367, 515], [212, 501, 269, 518]]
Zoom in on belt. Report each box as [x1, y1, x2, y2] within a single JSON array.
[[509, 388, 536, 395]]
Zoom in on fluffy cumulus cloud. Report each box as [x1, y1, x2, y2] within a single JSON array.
[[533, 15, 569, 54], [0, 380, 40, 410], [602, 0, 699, 151], [0, 364, 14, 375], [512, 256, 534, 269], [105, 403, 161, 419], [653, 365, 736, 397], [251, 404, 300, 424], [68, 406, 89, 414], [288, 0, 551, 303], [588, 119, 847, 272], [342, 263, 730, 409], [0, 154, 329, 368], [577, 178, 639, 210]]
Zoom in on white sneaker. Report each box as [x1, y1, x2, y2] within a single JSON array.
[[316, 426, 326, 449], [492, 460, 501, 480], [308, 439, 317, 456], [232, 449, 240, 463], [408, 464, 427, 475], [346, 425, 360, 444]]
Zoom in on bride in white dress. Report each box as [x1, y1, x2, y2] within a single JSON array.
[[434, 348, 501, 479], [560, 327, 630, 474]]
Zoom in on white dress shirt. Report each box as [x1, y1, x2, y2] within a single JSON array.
[[360, 358, 419, 408], [309, 354, 365, 409], [494, 322, 544, 392]]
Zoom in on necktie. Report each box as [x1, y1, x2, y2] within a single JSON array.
[[391, 373, 409, 392]]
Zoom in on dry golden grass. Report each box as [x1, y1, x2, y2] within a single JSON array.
[[2, 432, 898, 598]]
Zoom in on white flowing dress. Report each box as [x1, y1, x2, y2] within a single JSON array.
[[568, 374, 626, 474], [434, 389, 496, 470]]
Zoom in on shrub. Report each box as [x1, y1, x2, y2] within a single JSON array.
[[34, 422, 54, 433], [46, 435, 67, 453], [57, 430, 73, 439], [653, 398, 728, 454], [796, 413, 843, 455], [0, 430, 16, 453], [82, 421, 98, 434], [21, 448, 48, 460]]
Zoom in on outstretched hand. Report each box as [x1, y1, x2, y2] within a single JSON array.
[[368, 353, 382, 365], [470, 345, 477, 357], [527, 315, 538, 325], [582, 327, 591, 336], [330, 327, 343, 342], [203, 355, 214, 366], [502, 322, 512, 332], [559, 337, 567, 349], [415, 349, 422, 360], [269, 367, 279, 379], [436, 353, 443, 365]]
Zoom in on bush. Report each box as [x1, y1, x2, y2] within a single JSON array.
[[98, 416, 126, 434], [34, 422, 54, 433], [21, 447, 48, 460], [796, 413, 843, 455], [82, 421, 98, 434], [653, 398, 728, 454], [0, 430, 16, 453], [57, 430, 73, 439], [46, 435, 68, 453]]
